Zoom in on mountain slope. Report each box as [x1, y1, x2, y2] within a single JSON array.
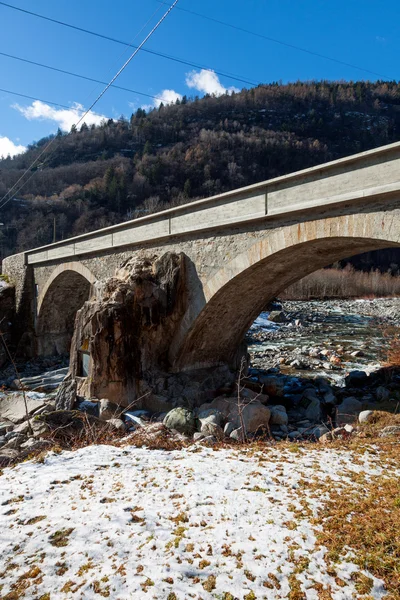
[[0, 80, 399, 259]]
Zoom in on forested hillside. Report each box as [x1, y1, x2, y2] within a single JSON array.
[[1, 80, 400, 262]]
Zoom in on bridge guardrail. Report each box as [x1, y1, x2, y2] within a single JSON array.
[[24, 141, 400, 265]]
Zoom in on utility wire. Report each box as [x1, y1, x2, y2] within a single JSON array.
[[0, 86, 76, 110], [156, 1, 391, 80], [0, 51, 170, 104], [0, 1, 257, 87], [0, 0, 180, 211]]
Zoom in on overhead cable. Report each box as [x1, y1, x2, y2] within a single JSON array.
[[156, 1, 391, 80], [0, 51, 168, 103], [0, 1, 257, 87], [0, 0, 180, 211]]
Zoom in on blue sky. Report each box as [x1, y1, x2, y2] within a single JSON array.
[[0, 0, 398, 157]]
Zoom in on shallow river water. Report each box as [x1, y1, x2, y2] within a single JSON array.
[[248, 299, 399, 385]]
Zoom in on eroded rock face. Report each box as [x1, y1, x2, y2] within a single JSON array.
[[69, 252, 187, 406]]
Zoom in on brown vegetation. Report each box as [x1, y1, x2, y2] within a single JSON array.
[[280, 265, 400, 300], [1, 80, 400, 262]]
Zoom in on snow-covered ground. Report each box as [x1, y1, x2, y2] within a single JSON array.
[[0, 444, 391, 599]]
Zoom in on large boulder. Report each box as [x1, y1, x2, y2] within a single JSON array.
[[229, 402, 271, 434], [198, 397, 234, 420], [298, 388, 321, 422], [163, 407, 196, 435], [269, 405, 288, 426], [0, 392, 47, 424], [345, 370, 368, 388], [337, 397, 363, 425], [268, 311, 286, 323]]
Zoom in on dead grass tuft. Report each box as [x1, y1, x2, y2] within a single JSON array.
[[313, 474, 400, 598]]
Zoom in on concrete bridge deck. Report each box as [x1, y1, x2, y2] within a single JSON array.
[[23, 140, 400, 266]]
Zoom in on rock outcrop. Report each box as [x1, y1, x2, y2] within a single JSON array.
[[68, 252, 187, 405]]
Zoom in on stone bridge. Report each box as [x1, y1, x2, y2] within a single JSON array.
[[3, 141, 400, 370]]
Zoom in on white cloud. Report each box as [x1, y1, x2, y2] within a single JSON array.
[[154, 89, 183, 107], [131, 89, 183, 112], [185, 69, 239, 96], [0, 136, 26, 158], [13, 101, 106, 131]]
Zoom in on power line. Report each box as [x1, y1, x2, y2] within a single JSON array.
[[156, 1, 391, 80], [0, 86, 75, 110], [0, 0, 180, 211], [0, 1, 257, 87], [0, 51, 169, 104]]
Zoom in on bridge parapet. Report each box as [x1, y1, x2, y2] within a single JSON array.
[[24, 141, 400, 266]]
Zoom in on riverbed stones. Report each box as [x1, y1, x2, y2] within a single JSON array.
[[163, 407, 196, 435]]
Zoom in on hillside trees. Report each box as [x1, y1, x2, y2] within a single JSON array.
[[0, 79, 399, 258]]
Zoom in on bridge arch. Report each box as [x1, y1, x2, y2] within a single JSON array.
[[175, 211, 400, 369], [36, 262, 96, 356]]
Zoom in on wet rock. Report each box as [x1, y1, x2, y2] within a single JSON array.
[[345, 370, 368, 387], [163, 407, 196, 436], [268, 311, 286, 323]]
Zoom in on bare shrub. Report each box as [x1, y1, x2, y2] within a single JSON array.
[[281, 265, 400, 300]]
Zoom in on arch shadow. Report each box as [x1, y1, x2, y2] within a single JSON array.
[[36, 262, 96, 356], [175, 230, 400, 370]]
